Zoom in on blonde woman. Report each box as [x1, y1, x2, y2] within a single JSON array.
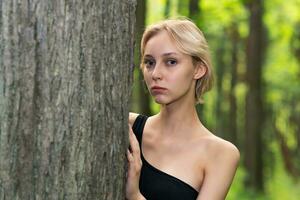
[[126, 18, 240, 200]]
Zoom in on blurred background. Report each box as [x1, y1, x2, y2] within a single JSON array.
[[130, 0, 300, 199]]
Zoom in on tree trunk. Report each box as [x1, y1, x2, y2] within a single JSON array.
[[177, 0, 188, 16], [133, 0, 152, 116], [275, 124, 300, 178], [189, 0, 202, 26], [289, 100, 300, 179], [0, 0, 136, 199], [228, 23, 239, 146], [244, 0, 265, 192], [164, 0, 171, 17], [188, 0, 205, 122], [215, 35, 226, 138], [189, 0, 199, 18], [291, 21, 300, 156]]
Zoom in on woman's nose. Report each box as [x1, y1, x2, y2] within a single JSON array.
[[152, 63, 163, 80]]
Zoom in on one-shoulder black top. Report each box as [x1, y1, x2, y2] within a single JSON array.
[[132, 115, 199, 200]]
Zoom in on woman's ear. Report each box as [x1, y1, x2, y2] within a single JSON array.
[[193, 62, 206, 80]]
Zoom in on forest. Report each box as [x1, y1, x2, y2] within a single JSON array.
[[131, 0, 300, 199], [0, 0, 299, 199]]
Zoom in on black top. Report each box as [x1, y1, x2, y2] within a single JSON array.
[[132, 115, 199, 200]]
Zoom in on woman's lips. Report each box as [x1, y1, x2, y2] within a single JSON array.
[[151, 86, 167, 93]]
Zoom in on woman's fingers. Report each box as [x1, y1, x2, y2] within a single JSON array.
[[128, 125, 141, 156], [127, 149, 134, 162], [128, 125, 142, 169], [126, 123, 144, 200]]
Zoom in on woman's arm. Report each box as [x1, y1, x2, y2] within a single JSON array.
[[129, 112, 139, 126], [196, 141, 240, 200], [126, 114, 146, 200]]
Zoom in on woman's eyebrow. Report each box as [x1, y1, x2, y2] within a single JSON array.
[[144, 52, 178, 59], [143, 54, 154, 58], [162, 52, 178, 57]]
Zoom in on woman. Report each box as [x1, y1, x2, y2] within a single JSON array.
[[126, 18, 240, 200]]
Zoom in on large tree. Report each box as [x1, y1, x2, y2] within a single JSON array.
[[0, 0, 136, 199]]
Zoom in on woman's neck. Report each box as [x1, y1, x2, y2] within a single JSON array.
[[155, 98, 202, 137]]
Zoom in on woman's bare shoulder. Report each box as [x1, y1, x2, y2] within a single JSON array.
[[129, 112, 139, 126], [195, 131, 240, 199], [197, 130, 240, 163], [202, 133, 240, 166]]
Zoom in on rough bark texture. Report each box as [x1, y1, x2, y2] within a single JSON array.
[[244, 0, 265, 192], [0, 0, 136, 199]]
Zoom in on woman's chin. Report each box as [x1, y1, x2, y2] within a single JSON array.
[[153, 97, 169, 105]]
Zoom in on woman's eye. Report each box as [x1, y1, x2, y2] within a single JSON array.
[[166, 59, 177, 66], [144, 59, 155, 68]]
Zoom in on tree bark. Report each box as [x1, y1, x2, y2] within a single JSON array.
[[0, 0, 136, 199], [244, 0, 265, 192]]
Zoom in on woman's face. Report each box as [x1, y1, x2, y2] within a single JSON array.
[[142, 30, 203, 105]]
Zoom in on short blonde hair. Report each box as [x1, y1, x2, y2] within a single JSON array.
[[140, 18, 214, 103]]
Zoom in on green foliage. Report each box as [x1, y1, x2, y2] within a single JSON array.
[[133, 0, 300, 198], [264, 0, 300, 156], [265, 142, 300, 200], [227, 142, 300, 199], [227, 167, 267, 200]]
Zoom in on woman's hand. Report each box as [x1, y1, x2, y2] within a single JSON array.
[[126, 125, 145, 200]]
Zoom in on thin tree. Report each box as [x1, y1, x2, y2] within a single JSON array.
[[189, 0, 202, 28], [214, 34, 226, 138], [228, 22, 240, 146], [177, 0, 189, 16], [164, 0, 171, 17], [243, 0, 266, 191], [134, 0, 152, 116], [188, 0, 206, 124]]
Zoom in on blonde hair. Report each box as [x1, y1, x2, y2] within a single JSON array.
[[140, 18, 214, 103]]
